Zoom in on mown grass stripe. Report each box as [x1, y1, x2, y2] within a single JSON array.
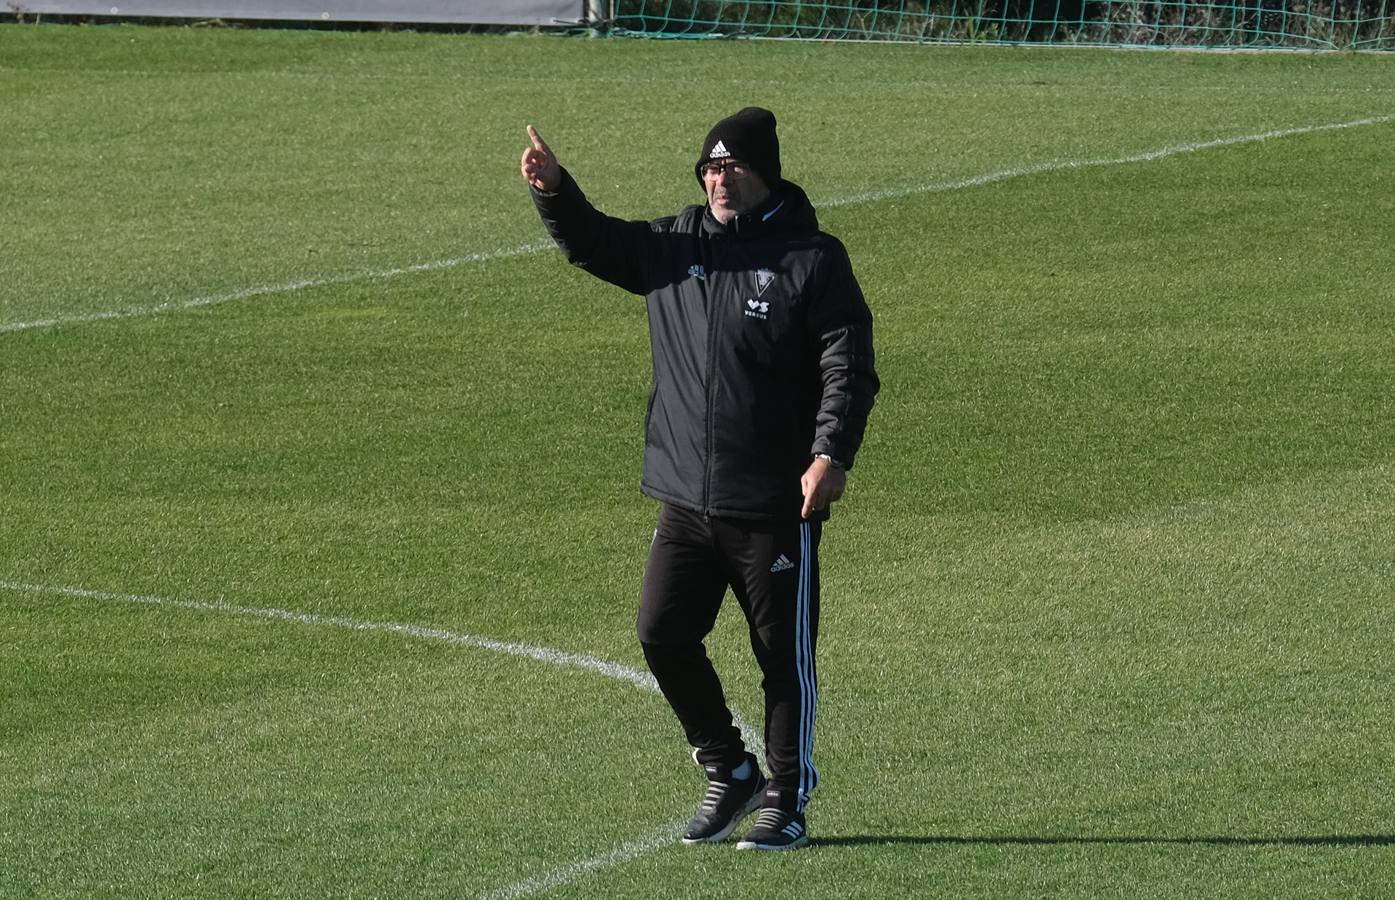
[[3, 113, 1388, 337]]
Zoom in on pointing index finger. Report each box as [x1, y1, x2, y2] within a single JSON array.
[[526, 124, 550, 154]]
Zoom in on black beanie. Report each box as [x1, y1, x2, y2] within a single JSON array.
[[695, 107, 781, 187]]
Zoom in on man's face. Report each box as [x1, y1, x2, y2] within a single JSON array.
[[701, 159, 771, 224]]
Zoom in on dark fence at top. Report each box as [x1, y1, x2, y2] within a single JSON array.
[[9, 1, 585, 25]]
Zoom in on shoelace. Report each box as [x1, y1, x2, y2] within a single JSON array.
[[700, 780, 730, 812]]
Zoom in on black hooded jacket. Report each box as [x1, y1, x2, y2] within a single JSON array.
[[531, 168, 878, 521]]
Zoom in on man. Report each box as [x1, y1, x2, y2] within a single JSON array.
[[520, 108, 878, 851]]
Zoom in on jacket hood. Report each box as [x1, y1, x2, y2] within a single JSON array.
[[701, 180, 818, 239]]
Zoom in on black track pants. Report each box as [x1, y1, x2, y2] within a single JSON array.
[[636, 503, 822, 812]]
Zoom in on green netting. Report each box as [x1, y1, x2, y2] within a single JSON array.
[[607, 0, 1395, 49]]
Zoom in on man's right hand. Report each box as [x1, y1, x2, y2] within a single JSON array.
[[521, 124, 561, 192]]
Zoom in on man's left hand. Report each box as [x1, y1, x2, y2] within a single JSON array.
[[800, 457, 847, 519]]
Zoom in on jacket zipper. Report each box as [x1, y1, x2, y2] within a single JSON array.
[[702, 256, 721, 519]]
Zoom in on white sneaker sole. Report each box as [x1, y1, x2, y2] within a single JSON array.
[[736, 833, 810, 851]]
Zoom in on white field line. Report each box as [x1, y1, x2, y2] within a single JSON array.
[[0, 578, 764, 898], [3, 113, 1390, 337], [477, 819, 687, 900], [0, 578, 659, 694], [822, 113, 1395, 207], [0, 241, 555, 336]]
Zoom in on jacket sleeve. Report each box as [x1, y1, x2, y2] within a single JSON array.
[[530, 166, 665, 296], [807, 241, 880, 470]]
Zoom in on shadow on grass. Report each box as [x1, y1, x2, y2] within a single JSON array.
[[817, 834, 1395, 848]]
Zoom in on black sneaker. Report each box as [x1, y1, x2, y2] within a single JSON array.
[[736, 807, 809, 851], [681, 753, 766, 844]]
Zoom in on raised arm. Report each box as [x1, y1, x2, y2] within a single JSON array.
[[522, 125, 667, 296]]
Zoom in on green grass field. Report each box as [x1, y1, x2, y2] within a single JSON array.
[[2, 23, 1394, 898]]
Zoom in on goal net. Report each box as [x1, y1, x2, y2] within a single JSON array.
[[606, 0, 1394, 50]]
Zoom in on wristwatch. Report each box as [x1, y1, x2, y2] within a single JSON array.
[[813, 453, 845, 469]]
